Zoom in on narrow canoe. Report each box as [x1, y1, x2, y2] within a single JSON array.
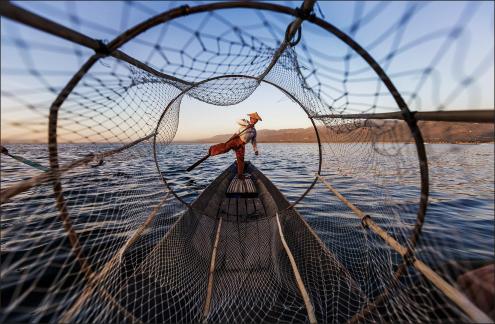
[[78, 162, 366, 323]]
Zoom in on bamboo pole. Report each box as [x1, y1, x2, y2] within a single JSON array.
[[61, 193, 169, 323], [313, 110, 495, 123], [0, 132, 156, 204], [0, 1, 100, 50], [131, 211, 187, 277], [316, 175, 492, 323], [118, 193, 170, 258], [276, 212, 317, 324], [95, 287, 144, 324], [348, 266, 405, 323], [284, 207, 368, 301], [0, 2, 191, 86], [202, 217, 223, 322]]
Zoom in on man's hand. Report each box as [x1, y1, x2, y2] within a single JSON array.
[[255, 150, 259, 156]]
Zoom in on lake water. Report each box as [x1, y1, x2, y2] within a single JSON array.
[[1, 143, 494, 270]]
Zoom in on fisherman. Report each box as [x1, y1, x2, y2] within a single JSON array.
[[208, 112, 262, 179]]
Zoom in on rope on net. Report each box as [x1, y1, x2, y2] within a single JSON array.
[[1, 0, 494, 323]]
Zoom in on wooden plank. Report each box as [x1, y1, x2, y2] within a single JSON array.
[[253, 198, 266, 219], [226, 176, 257, 195], [245, 198, 257, 219], [226, 179, 235, 194], [245, 177, 257, 193], [227, 197, 238, 222], [237, 198, 248, 220], [218, 198, 230, 219]]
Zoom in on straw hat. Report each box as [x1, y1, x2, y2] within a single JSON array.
[[248, 112, 262, 121]]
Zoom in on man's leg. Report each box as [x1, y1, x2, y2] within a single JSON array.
[[235, 143, 246, 177], [208, 137, 246, 177], [208, 142, 229, 156], [209, 137, 242, 156]]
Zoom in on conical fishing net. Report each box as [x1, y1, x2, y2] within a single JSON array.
[[1, 1, 494, 323]]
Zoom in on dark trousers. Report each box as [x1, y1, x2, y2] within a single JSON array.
[[209, 137, 246, 175]]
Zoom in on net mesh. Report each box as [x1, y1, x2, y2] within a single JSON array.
[[1, 1, 494, 323]]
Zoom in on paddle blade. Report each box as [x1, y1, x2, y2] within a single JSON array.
[[186, 154, 210, 172]]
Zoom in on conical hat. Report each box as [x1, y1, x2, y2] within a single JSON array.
[[247, 112, 262, 121]]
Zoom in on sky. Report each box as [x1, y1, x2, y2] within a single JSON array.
[[1, 1, 493, 143], [177, 82, 311, 141]]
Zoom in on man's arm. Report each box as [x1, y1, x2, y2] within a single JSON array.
[[237, 119, 249, 127], [252, 132, 259, 155]]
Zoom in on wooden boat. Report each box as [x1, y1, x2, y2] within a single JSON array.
[[93, 162, 366, 324], [66, 162, 468, 323]]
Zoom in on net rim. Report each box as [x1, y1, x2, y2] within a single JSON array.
[[42, 0, 430, 305], [152, 74, 324, 209]]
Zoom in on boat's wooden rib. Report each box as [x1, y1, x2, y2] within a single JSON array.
[[226, 174, 258, 198]]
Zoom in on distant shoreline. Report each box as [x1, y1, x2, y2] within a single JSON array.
[[2, 140, 494, 145], [186, 121, 495, 145], [2, 121, 493, 145], [172, 141, 495, 144]]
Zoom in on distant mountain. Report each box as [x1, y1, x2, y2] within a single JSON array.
[[416, 121, 494, 143], [191, 121, 494, 144]]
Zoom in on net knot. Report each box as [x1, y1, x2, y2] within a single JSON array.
[[95, 40, 111, 57], [295, 6, 315, 21], [403, 248, 416, 266], [361, 214, 371, 229]]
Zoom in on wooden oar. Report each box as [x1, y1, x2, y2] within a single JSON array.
[[1, 145, 49, 172], [186, 154, 210, 172], [186, 124, 254, 172]]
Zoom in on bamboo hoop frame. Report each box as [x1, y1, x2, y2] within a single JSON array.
[[152, 74, 323, 208], [1, 0, 429, 270], [1, 2, 428, 234], [1, 1, 429, 250]]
